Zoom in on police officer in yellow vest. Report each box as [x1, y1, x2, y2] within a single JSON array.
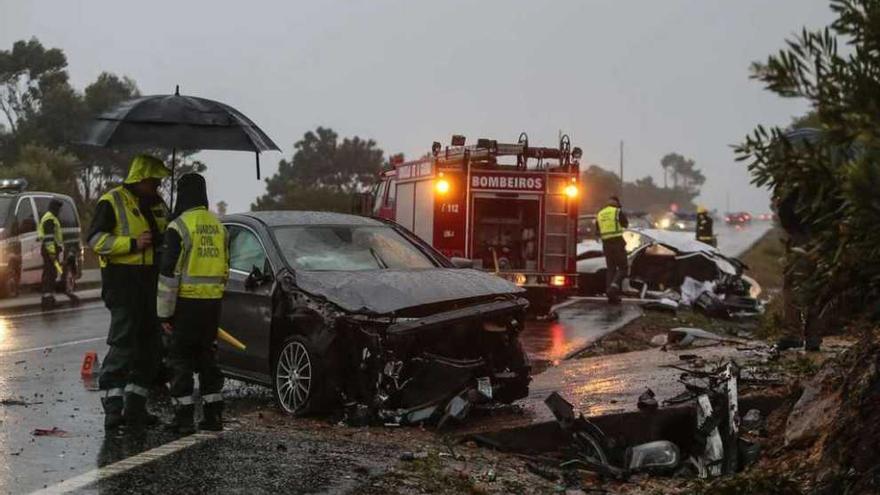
[[157, 173, 229, 434], [88, 155, 170, 430], [595, 196, 629, 304], [38, 198, 78, 309]]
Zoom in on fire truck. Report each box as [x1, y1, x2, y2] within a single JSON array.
[[371, 133, 581, 315]]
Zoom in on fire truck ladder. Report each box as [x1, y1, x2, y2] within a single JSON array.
[[432, 133, 572, 169]]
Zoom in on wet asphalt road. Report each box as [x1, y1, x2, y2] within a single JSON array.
[[0, 223, 771, 494], [715, 222, 771, 258], [0, 304, 115, 494], [0, 298, 634, 494]]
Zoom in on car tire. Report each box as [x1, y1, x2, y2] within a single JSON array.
[[272, 334, 328, 416]]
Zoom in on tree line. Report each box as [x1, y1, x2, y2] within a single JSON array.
[[579, 152, 705, 215], [0, 37, 203, 226]]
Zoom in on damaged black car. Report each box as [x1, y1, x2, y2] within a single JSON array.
[[217, 211, 531, 424]]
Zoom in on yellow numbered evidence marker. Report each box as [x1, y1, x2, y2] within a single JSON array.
[[217, 328, 246, 351]]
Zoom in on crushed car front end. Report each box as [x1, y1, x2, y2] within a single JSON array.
[[336, 293, 531, 425]]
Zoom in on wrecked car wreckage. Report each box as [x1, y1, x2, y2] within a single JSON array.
[[215, 211, 531, 425], [577, 229, 762, 317], [320, 289, 532, 426], [472, 361, 770, 483]]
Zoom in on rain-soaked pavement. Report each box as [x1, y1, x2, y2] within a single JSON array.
[[0, 223, 771, 494], [0, 297, 638, 494]]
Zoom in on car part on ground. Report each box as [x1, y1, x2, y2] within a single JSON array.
[[469, 360, 771, 483]]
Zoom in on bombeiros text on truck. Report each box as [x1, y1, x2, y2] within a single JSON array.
[[370, 133, 581, 315]]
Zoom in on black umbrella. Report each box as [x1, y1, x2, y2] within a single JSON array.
[[80, 86, 280, 204]]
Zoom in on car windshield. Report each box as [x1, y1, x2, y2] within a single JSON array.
[[273, 225, 436, 271]]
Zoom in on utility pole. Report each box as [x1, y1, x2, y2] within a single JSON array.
[[619, 140, 624, 200]]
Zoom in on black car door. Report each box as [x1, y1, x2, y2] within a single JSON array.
[[218, 223, 275, 380]]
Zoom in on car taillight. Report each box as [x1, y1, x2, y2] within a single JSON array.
[[551, 275, 566, 287]]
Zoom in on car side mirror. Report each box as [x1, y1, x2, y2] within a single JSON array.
[[245, 264, 272, 289], [450, 257, 474, 269]]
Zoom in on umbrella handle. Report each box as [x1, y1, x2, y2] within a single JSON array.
[[170, 148, 176, 210]]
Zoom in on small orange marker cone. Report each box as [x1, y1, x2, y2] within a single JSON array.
[[81, 351, 99, 377]]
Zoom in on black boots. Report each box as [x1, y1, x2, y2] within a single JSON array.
[[166, 405, 196, 435], [124, 393, 160, 429], [102, 396, 125, 430], [199, 401, 224, 432]]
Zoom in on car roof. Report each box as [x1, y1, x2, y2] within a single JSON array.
[[0, 191, 75, 201], [228, 210, 386, 227]]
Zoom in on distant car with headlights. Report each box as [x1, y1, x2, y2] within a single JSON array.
[[0, 179, 83, 297], [216, 211, 531, 422], [653, 211, 696, 231], [725, 212, 752, 226]]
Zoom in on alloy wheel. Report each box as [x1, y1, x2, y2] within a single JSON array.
[[275, 340, 312, 413]]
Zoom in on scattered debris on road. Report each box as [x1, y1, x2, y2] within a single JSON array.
[[32, 427, 70, 437], [0, 398, 42, 407]]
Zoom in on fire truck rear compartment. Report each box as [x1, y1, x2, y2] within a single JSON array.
[[472, 197, 539, 271]]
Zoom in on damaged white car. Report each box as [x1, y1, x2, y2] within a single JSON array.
[[576, 229, 761, 314]]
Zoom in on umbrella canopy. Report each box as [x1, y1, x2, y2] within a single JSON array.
[[80, 86, 280, 179]]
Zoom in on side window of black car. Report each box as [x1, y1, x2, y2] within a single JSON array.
[[227, 226, 267, 273], [16, 198, 36, 234]]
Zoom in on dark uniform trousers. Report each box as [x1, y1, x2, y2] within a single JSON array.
[[603, 236, 628, 296], [40, 247, 57, 295], [168, 298, 224, 402], [98, 265, 162, 394]]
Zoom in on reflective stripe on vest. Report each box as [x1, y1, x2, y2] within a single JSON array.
[[92, 186, 168, 266], [597, 206, 623, 240], [37, 211, 62, 248]]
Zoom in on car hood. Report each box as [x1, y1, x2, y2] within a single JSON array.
[[294, 268, 524, 315]]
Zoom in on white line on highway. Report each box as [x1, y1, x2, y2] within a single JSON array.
[[4, 302, 105, 320], [27, 429, 227, 495], [0, 336, 105, 356]]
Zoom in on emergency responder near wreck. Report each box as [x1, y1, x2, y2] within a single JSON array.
[[38, 198, 78, 309], [157, 173, 228, 434], [596, 196, 629, 304], [88, 154, 170, 430], [695, 206, 715, 246]]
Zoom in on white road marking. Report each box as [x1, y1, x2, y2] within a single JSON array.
[[27, 429, 227, 495], [0, 336, 105, 356], [4, 302, 104, 320]]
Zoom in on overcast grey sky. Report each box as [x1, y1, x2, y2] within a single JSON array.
[[2, 0, 833, 213]]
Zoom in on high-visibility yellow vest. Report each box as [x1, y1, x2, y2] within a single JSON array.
[[597, 206, 624, 240], [88, 186, 168, 266], [157, 207, 228, 318], [37, 211, 63, 255]]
